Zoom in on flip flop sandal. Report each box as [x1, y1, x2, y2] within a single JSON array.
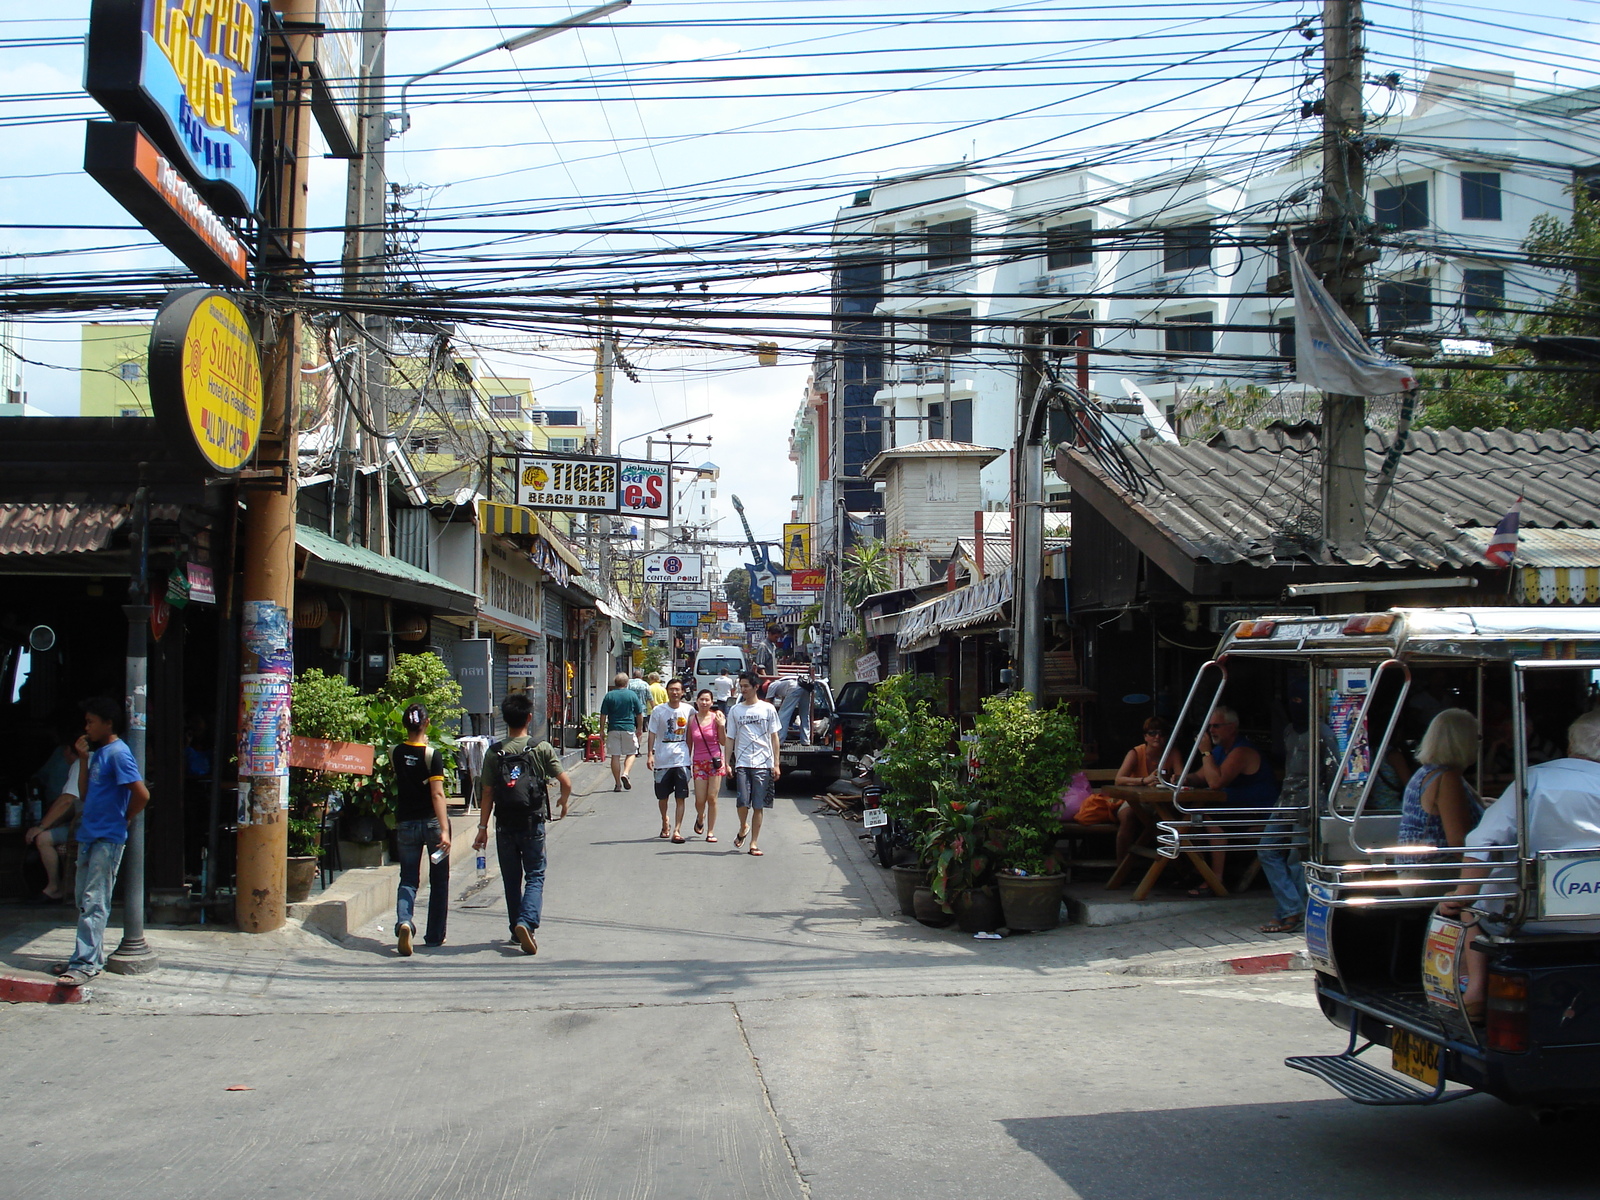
[[705, 834, 718, 843], [694, 820, 705, 834], [671, 834, 687, 844], [734, 831, 746, 849], [748, 848, 764, 856], [57, 969, 93, 986], [658, 828, 671, 839]]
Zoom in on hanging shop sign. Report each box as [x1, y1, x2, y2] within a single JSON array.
[[644, 552, 704, 585], [506, 653, 540, 680], [511, 454, 673, 517], [782, 523, 813, 570], [666, 589, 711, 612], [84, 0, 261, 217], [148, 288, 263, 473], [791, 567, 825, 591], [289, 736, 375, 775], [669, 611, 699, 627], [618, 460, 670, 520], [84, 123, 250, 288]]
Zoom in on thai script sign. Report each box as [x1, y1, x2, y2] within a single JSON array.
[[148, 288, 263, 472]]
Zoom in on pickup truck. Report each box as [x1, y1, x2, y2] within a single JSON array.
[[777, 680, 878, 784]]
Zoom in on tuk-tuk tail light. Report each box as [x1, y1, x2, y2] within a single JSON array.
[[1342, 613, 1397, 636], [1486, 971, 1530, 1054], [1236, 620, 1277, 638]]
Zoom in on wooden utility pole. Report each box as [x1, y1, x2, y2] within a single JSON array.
[[236, 0, 313, 933], [1319, 0, 1368, 554]]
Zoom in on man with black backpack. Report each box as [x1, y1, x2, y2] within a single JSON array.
[[471, 693, 572, 955]]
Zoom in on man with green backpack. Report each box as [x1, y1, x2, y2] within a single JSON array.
[[472, 693, 572, 955]]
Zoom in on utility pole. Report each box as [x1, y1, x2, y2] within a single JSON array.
[[1319, 0, 1368, 554], [236, 0, 312, 933], [595, 295, 615, 596]]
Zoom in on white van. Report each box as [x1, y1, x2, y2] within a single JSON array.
[[692, 643, 748, 702]]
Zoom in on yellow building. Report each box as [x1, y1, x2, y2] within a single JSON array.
[[80, 324, 152, 416]]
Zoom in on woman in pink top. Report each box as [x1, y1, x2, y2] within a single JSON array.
[[689, 689, 726, 843]]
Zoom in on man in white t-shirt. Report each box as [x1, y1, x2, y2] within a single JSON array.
[[725, 671, 782, 856], [712, 669, 735, 711], [646, 678, 694, 842]]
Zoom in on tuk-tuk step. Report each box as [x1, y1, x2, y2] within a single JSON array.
[[1286, 1052, 1461, 1105]]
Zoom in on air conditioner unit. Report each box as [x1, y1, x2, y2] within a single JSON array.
[[1150, 275, 1185, 295], [1019, 276, 1051, 293]]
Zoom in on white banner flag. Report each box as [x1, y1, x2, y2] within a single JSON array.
[[1291, 249, 1416, 397]]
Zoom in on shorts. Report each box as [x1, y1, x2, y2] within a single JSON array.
[[692, 758, 724, 781], [606, 731, 639, 758], [48, 824, 72, 846], [654, 766, 690, 800], [735, 766, 775, 809]]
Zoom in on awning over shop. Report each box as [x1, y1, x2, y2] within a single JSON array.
[[476, 501, 587, 585], [295, 524, 477, 615], [896, 572, 1013, 651]]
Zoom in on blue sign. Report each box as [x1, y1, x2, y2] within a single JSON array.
[[669, 611, 699, 627], [86, 0, 262, 216]]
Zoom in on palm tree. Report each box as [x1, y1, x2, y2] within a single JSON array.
[[840, 538, 893, 609]]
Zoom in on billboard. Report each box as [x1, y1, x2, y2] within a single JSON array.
[[782, 523, 813, 569], [644, 552, 703, 584], [791, 567, 825, 591], [512, 454, 670, 517], [85, 0, 262, 216]]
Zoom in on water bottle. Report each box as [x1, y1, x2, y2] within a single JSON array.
[[430, 845, 447, 865], [476, 851, 487, 879]]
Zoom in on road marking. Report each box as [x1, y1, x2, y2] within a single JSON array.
[[1175, 985, 1320, 1009]]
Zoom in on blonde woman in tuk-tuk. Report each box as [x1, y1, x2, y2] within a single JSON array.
[[1395, 708, 1483, 863]]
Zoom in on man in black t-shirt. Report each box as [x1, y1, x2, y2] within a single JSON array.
[[392, 703, 451, 955]]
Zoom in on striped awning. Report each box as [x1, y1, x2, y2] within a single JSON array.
[[476, 501, 586, 576], [1516, 567, 1600, 605]]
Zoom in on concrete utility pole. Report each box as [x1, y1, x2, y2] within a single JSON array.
[[236, 0, 312, 933], [595, 296, 615, 601], [1318, 0, 1368, 554]]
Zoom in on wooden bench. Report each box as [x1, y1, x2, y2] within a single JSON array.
[[1056, 768, 1122, 872]]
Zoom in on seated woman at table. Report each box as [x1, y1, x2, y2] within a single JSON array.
[[1113, 718, 1183, 864], [1395, 707, 1482, 864], [1186, 706, 1280, 896]]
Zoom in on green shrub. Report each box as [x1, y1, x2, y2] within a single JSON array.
[[867, 673, 959, 828], [973, 692, 1082, 875]]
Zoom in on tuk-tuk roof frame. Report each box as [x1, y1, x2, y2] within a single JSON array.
[[1216, 606, 1600, 662]]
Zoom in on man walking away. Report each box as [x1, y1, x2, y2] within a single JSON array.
[[627, 670, 652, 706], [647, 672, 668, 708], [712, 667, 735, 713], [646, 678, 693, 842], [53, 698, 148, 985], [391, 703, 451, 955], [725, 671, 782, 856], [473, 694, 571, 955], [599, 672, 646, 792]]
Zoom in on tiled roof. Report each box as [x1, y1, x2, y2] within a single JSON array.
[[0, 503, 128, 555], [1061, 424, 1600, 569]]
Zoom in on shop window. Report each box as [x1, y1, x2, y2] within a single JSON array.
[[1162, 224, 1211, 273], [1376, 181, 1429, 230], [1463, 268, 1504, 317], [1376, 280, 1432, 329], [1164, 311, 1213, 354], [1046, 220, 1093, 270], [1461, 172, 1502, 221]]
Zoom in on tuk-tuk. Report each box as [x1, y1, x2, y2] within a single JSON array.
[[1162, 607, 1600, 1112]]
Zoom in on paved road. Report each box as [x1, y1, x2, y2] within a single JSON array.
[[1, 761, 1585, 1198]]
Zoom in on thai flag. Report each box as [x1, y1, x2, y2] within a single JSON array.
[[1484, 498, 1522, 568]]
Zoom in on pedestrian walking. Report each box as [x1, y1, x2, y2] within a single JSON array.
[[391, 703, 451, 956], [711, 667, 735, 713], [688, 688, 725, 843], [646, 672, 668, 708], [599, 672, 647, 792], [645, 678, 693, 841], [51, 698, 148, 985], [472, 693, 571, 955], [725, 671, 781, 856]]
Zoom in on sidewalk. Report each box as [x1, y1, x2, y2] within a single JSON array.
[[1, 759, 1310, 1012]]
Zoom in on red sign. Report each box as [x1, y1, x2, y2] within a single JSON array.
[[289, 736, 375, 776], [791, 568, 826, 591], [149, 591, 171, 641]]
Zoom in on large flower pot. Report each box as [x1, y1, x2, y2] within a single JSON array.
[[285, 856, 319, 904], [890, 863, 924, 917], [998, 873, 1067, 931], [953, 886, 1003, 934], [912, 886, 953, 928]]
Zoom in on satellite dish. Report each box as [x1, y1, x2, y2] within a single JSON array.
[[28, 625, 56, 652]]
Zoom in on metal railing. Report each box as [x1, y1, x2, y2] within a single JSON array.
[[1304, 852, 1520, 910]]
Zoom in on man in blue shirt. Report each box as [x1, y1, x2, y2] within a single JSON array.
[[599, 673, 647, 793], [41, 698, 148, 985]]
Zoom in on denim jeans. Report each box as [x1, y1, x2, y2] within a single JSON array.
[[775, 689, 809, 745], [1258, 815, 1308, 921], [496, 822, 547, 935], [70, 839, 126, 974], [396, 818, 449, 944]]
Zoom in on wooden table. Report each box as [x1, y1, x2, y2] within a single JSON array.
[[1102, 785, 1231, 901]]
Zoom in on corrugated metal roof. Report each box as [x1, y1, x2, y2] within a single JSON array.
[[0, 503, 126, 555], [1062, 425, 1600, 570], [1468, 528, 1600, 568], [295, 525, 477, 600]]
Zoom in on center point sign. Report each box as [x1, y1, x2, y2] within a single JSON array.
[[513, 454, 671, 518]]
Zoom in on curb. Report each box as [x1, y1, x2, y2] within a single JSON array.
[[0, 969, 89, 1004], [1113, 949, 1312, 977]]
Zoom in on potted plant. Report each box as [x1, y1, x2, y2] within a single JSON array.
[[976, 692, 1082, 931], [285, 811, 322, 903], [289, 668, 368, 874], [915, 780, 1003, 932]]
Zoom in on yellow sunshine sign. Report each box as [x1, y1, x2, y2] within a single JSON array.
[[149, 288, 263, 473]]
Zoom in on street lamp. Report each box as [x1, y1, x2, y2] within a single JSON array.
[[387, 0, 632, 138], [616, 412, 711, 457]]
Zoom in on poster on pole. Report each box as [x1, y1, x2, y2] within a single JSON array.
[[782, 523, 813, 569]]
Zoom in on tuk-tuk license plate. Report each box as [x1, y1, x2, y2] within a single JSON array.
[[1391, 1029, 1441, 1087]]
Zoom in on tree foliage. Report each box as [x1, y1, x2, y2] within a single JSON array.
[[723, 566, 751, 620], [840, 537, 893, 608], [973, 692, 1082, 875]]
